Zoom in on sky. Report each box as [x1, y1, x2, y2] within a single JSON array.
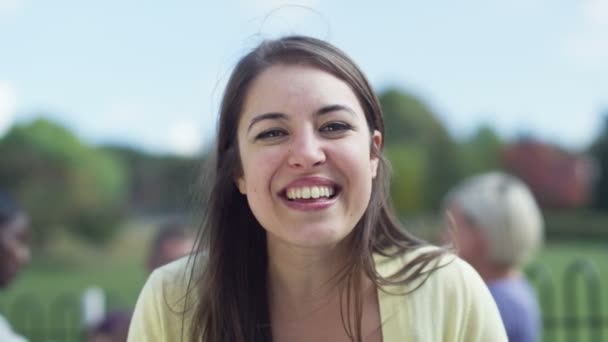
[[1, 0, 607, 156]]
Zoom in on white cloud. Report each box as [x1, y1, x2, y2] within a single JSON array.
[[564, 0, 608, 66], [167, 118, 203, 156], [0, 82, 17, 136]]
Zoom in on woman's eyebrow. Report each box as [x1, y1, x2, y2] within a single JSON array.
[[315, 104, 356, 117], [247, 112, 288, 133]]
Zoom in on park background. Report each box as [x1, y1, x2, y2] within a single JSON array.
[[1, 1, 608, 341]]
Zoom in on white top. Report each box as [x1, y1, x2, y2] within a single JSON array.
[[0, 313, 28, 342]]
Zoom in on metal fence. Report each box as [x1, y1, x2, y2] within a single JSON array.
[[527, 259, 608, 342]]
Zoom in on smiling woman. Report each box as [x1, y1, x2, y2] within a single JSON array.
[[236, 64, 381, 250], [127, 36, 508, 342]]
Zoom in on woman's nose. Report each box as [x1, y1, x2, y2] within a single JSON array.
[[287, 130, 326, 169]]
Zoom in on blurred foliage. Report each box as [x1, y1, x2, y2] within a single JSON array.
[[380, 88, 449, 147], [588, 115, 608, 210], [102, 145, 203, 215], [0, 118, 206, 246], [385, 145, 428, 214], [0, 118, 127, 246], [379, 88, 462, 212], [456, 125, 504, 176]]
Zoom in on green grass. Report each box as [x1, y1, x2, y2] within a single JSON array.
[[0, 223, 152, 342], [1, 222, 607, 342]]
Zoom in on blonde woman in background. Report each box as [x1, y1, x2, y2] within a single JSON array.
[[444, 171, 544, 342]]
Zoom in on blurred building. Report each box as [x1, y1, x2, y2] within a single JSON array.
[[502, 139, 595, 209]]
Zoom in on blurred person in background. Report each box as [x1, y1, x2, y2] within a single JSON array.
[[443, 171, 544, 342], [87, 219, 195, 342], [88, 310, 132, 342], [0, 190, 31, 342], [146, 219, 197, 273]]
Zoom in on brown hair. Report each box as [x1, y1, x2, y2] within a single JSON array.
[[186, 36, 444, 342]]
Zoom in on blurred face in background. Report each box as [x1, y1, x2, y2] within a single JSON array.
[[147, 237, 195, 273], [0, 213, 31, 288], [445, 203, 486, 266]]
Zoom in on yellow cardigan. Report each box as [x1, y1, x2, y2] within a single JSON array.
[[128, 246, 507, 341]]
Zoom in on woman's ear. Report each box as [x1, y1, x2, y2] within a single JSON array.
[[370, 130, 382, 179]]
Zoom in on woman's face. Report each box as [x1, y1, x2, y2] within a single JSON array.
[[236, 64, 381, 251], [0, 213, 31, 288]]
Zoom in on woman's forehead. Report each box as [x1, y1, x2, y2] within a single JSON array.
[[239, 64, 363, 123]]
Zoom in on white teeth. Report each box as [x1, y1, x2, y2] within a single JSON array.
[[302, 187, 311, 199], [286, 186, 335, 200]]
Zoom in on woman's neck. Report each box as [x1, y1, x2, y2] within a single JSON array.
[[267, 240, 350, 315], [265, 239, 382, 342]]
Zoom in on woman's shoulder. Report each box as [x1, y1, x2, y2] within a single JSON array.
[[128, 255, 201, 342], [375, 245, 453, 276], [149, 255, 193, 288], [375, 244, 485, 293], [375, 245, 508, 341]]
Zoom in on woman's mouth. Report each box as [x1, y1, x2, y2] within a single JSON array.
[[285, 185, 337, 201], [279, 177, 341, 211]]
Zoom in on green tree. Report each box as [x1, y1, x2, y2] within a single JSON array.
[[0, 118, 128, 246], [379, 88, 460, 213], [385, 145, 428, 214], [457, 125, 504, 177], [380, 88, 448, 146], [103, 145, 203, 214]]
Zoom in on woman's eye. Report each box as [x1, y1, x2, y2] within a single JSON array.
[[255, 129, 288, 140], [320, 122, 352, 133]]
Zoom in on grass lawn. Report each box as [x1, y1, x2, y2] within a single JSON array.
[[0, 222, 152, 342], [1, 222, 607, 342]]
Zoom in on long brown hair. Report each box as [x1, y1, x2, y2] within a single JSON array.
[[186, 36, 444, 342]]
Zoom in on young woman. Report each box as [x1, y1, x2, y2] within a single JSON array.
[[128, 36, 507, 342]]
